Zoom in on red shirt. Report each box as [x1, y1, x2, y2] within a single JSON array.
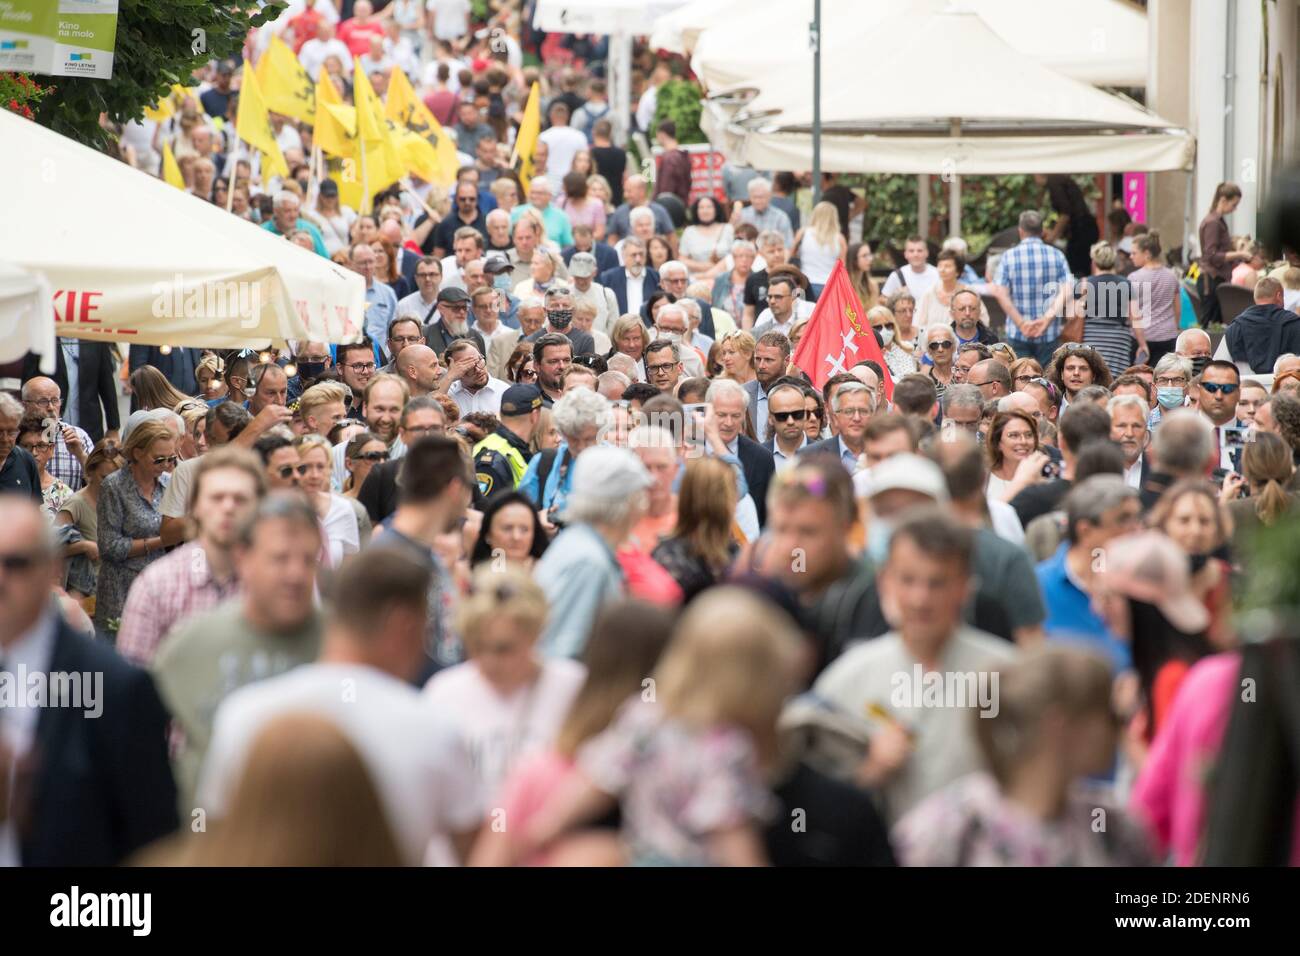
[[338, 17, 385, 57], [287, 9, 324, 52]]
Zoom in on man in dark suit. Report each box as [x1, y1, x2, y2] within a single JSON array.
[[708, 378, 774, 527], [0, 498, 177, 866], [129, 345, 200, 408], [22, 338, 120, 444], [562, 227, 619, 276], [423, 287, 487, 361], [800, 381, 874, 471], [598, 237, 659, 315]]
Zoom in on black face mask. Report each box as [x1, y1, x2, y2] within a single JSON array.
[[547, 308, 574, 331], [296, 361, 326, 381], [1190, 355, 1211, 379]]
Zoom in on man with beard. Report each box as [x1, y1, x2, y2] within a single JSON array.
[[1108, 394, 1152, 489], [335, 340, 377, 418], [331, 373, 409, 491], [533, 333, 574, 408], [424, 287, 486, 361]]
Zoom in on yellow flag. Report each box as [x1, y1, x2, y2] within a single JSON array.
[[260, 35, 316, 125], [322, 103, 402, 213], [144, 96, 174, 122], [313, 72, 352, 158], [385, 66, 457, 186], [161, 142, 185, 190], [512, 82, 541, 192], [171, 83, 205, 115], [352, 60, 404, 211], [234, 62, 289, 181]]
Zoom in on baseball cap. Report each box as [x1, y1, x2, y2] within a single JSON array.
[[483, 255, 512, 275], [569, 446, 652, 503], [436, 286, 471, 304], [1097, 531, 1210, 634], [569, 252, 597, 279], [319, 179, 338, 197], [499, 384, 542, 416], [858, 453, 949, 503]]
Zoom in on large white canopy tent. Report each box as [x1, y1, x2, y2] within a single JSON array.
[[532, 0, 691, 146], [0, 262, 56, 373], [0, 108, 366, 359], [676, 0, 1149, 92], [700, 6, 1193, 234]]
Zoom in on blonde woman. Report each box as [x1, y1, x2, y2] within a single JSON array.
[[514, 247, 565, 300], [792, 201, 847, 300], [915, 249, 989, 330], [195, 353, 227, 402], [503, 587, 804, 867], [607, 314, 651, 381], [867, 304, 918, 379], [293, 434, 364, 564], [173, 400, 209, 460], [424, 565, 587, 802], [718, 329, 757, 385]]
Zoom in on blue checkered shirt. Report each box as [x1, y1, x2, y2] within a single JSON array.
[[49, 422, 93, 491], [994, 237, 1071, 342]]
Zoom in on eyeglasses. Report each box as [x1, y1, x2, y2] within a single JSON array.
[[25, 397, 59, 409], [23, 442, 52, 454], [772, 409, 807, 422], [646, 362, 677, 375], [152, 455, 179, 466], [390, 335, 424, 348], [1013, 374, 1039, 385], [1154, 376, 1187, 387], [927, 341, 955, 352], [837, 407, 871, 418], [0, 428, 19, 440], [442, 302, 469, 311], [0, 551, 42, 573], [342, 361, 376, 373], [404, 425, 444, 438], [352, 450, 390, 462], [1200, 382, 1238, 395]]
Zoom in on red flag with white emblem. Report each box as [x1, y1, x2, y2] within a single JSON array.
[[791, 259, 893, 399]]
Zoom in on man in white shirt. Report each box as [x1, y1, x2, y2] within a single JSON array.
[[653, 305, 706, 378], [538, 101, 589, 186], [396, 256, 444, 326], [469, 285, 514, 345], [881, 235, 941, 300], [441, 339, 508, 416], [197, 546, 482, 865], [752, 275, 807, 338], [1108, 394, 1150, 489], [427, 0, 472, 42], [298, 20, 351, 80], [812, 506, 1017, 825]]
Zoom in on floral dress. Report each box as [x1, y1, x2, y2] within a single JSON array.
[[94, 467, 166, 635]]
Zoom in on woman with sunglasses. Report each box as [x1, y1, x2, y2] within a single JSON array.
[[803, 391, 828, 441], [94, 419, 176, 637], [294, 434, 364, 564], [1047, 343, 1113, 410], [920, 325, 959, 394], [341, 431, 388, 499], [867, 304, 918, 379], [506, 343, 538, 385]]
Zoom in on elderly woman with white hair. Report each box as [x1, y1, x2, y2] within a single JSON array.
[[517, 387, 613, 528], [920, 323, 960, 394], [534, 446, 653, 658]]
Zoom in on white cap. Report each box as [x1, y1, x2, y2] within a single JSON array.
[[569, 446, 651, 501], [858, 453, 949, 503]]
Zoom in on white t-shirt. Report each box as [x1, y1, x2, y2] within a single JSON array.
[[322, 493, 361, 565], [538, 125, 589, 180], [423, 657, 586, 804], [298, 37, 352, 80], [881, 263, 940, 300], [197, 662, 482, 865], [275, 122, 303, 155], [426, 0, 471, 41]]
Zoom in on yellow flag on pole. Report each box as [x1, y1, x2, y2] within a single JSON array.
[[512, 82, 541, 193], [235, 62, 289, 181], [260, 35, 316, 125], [161, 142, 186, 190], [313, 71, 351, 158], [385, 66, 458, 186]]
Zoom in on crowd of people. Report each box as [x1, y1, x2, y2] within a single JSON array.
[[2, 0, 1298, 869]]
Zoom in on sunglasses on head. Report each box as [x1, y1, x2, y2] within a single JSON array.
[[1200, 382, 1238, 395], [772, 409, 807, 422]]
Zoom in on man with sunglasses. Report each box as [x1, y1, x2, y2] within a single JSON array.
[[0, 496, 177, 865], [118, 447, 265, 667], [765, 382, 811, 471], [1197, 360, 1245, 473]]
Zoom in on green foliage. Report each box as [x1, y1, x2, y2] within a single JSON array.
[[856, 173, 1100, 257], [32, 0, 281, 152], [653, 78, 706, 144]]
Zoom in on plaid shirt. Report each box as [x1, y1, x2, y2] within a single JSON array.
[[116, 542, 241, 666], [994, 237, 1072, 342], [48, 421, 93, 491]]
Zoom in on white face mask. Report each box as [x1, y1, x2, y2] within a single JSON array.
[[878, 328, 894, 347]]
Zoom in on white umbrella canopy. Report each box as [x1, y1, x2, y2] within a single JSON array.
[[686, 0, 1148, 92], [0, 262, 56, 371], [532, 0, 690, 36], [738, 9, 1172, 133], [0, 109, 367, 349]]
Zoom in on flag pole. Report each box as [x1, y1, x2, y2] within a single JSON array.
[[226, 142, 238, 213]]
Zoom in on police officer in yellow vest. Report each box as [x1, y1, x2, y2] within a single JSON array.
[[473, 383, 543, 502]]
